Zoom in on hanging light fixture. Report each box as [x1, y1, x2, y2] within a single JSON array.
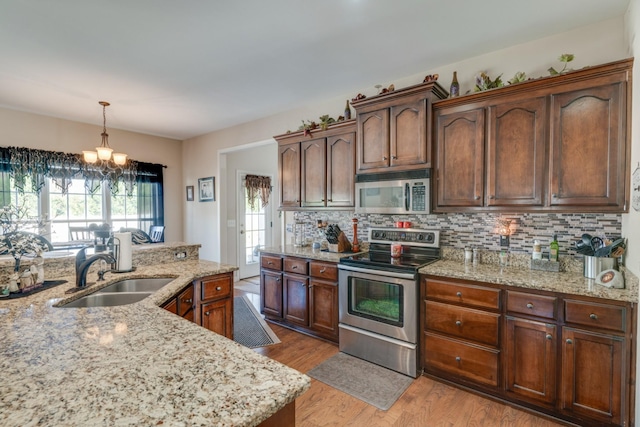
[[83, 101, 128, 166]]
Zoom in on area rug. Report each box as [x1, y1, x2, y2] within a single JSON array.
[[307, 352, 414, 410], [233, 295, 280, 348]]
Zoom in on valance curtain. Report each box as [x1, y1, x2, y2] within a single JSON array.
[[245, 175, 271, 211], [0, 146, 140, 196]]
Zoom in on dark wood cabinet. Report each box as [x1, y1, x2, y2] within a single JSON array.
[[275, 121, 355, 210], [260, 254, 339, 343], [353, 81, 448, 174], [161, 272, 233, 339], [422, 274, 636, 427], [433, 58, 632, 213]]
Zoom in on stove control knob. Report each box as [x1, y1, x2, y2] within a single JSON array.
[[381, 232, 386, 238], [373, 231, 380, 238], [417, 234, 424, 240], [426, 234, 434, 242]]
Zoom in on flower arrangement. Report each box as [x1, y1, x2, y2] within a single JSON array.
[[474, 72, 504, 92], [548, 53, 575, 75], [0, 204, 50, 272]]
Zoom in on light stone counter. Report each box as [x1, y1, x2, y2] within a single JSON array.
[[0, 259, 310, 426], [260, 245, 363, 263], [419, 259, 638, 302]]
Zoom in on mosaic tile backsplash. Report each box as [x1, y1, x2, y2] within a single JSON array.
[[292, 211, 622, 263]]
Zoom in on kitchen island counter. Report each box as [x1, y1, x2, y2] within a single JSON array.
[[0, 259, 310, 426], [419, 259, 638, 302]]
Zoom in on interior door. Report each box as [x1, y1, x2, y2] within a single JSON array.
[[237, 172, 273, 279]]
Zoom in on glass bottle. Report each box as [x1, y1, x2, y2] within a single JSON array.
[[450, 71, 460, 98], [550, 234, 559, 262], [344, 100, 352, 120]]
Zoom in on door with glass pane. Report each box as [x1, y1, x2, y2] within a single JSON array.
[[237, 172, 272, 279]]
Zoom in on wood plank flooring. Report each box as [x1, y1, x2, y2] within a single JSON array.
[[234, 280, 566, 427]]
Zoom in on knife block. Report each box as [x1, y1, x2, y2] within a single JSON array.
[[328, 232, 352, 253]]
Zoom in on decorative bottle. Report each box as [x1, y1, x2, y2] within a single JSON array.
[[450, 71, 460, 98], [550, 235, 559, 262], [344, 100, 352, 120]]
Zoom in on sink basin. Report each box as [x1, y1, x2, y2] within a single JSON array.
[[59, 292, 152, 308], [96, 277, 174, 293]]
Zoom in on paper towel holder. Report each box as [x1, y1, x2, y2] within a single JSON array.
[[111, 235, 135, 273]]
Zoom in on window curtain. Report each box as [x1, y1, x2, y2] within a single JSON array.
[[245, 174, 271, 211], [136, 161, 164, 231]]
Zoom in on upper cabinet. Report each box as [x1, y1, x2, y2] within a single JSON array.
[[433, 58, 632, 213], [275, 120, 356, 210], [352, 82, 448, 174]]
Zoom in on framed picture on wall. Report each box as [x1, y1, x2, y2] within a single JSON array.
[[186, 185, 194, 201], [198, 177, 215, 202]]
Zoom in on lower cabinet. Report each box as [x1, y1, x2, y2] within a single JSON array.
[[260, 253, 339, 343], [422, 275, 635, 427], [162, 272, 234, 339]]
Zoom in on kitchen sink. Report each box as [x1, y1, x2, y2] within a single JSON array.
[[95, 277, 174, 293], [59, 292, 152, 308], [57, 277, 174, 308]]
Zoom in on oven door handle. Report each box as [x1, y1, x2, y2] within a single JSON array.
[[338, 264, 416, 280]]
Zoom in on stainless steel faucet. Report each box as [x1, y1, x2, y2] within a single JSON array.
[[75, 246, 116, 288]]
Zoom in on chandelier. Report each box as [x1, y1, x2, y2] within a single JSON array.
[[82, 101, 128, 166]]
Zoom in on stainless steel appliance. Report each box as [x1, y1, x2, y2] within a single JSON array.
[[354, 170, 430, 215], [338, 227, 440, 377]]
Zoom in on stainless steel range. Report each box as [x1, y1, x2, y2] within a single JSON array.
[[338, 227, 440, 378]]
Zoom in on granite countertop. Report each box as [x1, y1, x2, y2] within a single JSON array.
[[260, 245, 363, 262], [0, 259, 310, 427], [420, 259, 638, 302]]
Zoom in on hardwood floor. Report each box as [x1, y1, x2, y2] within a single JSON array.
[[234, 283, 565, 427]]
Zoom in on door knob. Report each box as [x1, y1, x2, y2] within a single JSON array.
[[240, 230, 244, 234]]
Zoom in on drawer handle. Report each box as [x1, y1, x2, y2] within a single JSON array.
[[319, 268, 326, 273], [292, 265, 298, 269], [589, 313, 598, 320], [566, 339, 573, 344], [526, 303, 534, 309], [183, 298, 192, 304], [455, 356, 461, 362], [267, 261, 273, 265], [205, 311, 210, 316], [455, 320, 462, 327], [456, 291, 462, 297], [546, 334, 553, 340], [216, 286, 222, 291]]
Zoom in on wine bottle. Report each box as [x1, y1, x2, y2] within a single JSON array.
[[550, 234, 559, 262], [450, 71, 460, 98], [344, 100, 351, 120]]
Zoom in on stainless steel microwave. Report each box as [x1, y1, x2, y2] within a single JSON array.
[[354, 170, 430, 215]]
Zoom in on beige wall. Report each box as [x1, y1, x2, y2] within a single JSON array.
[[0, 108, 184, 242], [183, 16, 629, 262]]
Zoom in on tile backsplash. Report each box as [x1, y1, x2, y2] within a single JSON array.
[[293, 211, 622, 261]]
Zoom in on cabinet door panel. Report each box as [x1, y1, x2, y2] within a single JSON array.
[[561, 328, 624, 425], [436, 107, 485, 208], [261, 270, 283, 318], [487, 97, 546, 207], [309, 280, 338, 340], [284, 274, 308, 327], [550, 82, 625, 208], [357, 110, 390, 172], [390, 99, 427, 167], [326, 132, 355, 207], [301, 138, 326, 207], [202, 298, 233, 338], [505, 317, 556, 405], [279, 142, 300, 207]]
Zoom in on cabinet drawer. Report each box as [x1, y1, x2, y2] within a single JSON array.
[[200, 274, 232, 301], [261, 255, 282, 271], [425, 300, 499, 347], [424, 332, 499, 387], [426, 279, 500, 310], [564, 299, 626, 333], [507, 291, 557, 320], [309, 261, 338, 281], [177, 285, 194, 317], [284, 257, 308, 275]]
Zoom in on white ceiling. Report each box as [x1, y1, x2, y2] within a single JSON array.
[[0, 0, 630, 140]]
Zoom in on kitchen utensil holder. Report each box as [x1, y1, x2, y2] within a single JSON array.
[[584, 256, 617, 279]]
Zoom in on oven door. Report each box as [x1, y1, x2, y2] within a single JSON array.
[[338, 265, 417, 343]]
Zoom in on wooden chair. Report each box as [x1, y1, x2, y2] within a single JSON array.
[[149, 225, 164, 243], [69, 226, 93, 241]]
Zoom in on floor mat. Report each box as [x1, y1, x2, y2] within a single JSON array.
[[233, 295, 280, 348]]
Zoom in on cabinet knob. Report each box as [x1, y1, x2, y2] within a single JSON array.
[[455, 356, 461, 362], [216, 286, 222, 291], [327, 199, 332, 202], [489, 195, 495, 200], [292, 265, 298, 269], [566, 339, 573, 344], [589, 313, 598, 320], [526, 303, 534, 309], [383, 156, 388, 161], [552, 193, 557, 198], [205, 311, 210, 316], [319, 268, 326, 273], [456, 291, 462, 297], [546, 334, 553, 340], [455, 320, 462, 326], [183, 298, 192, 304], [267, 261, 273, 265], [276, 278, 281, 282], [474, 196, 480, 200], [301, 283, 306, 287], [391, 155, 397, 160]]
